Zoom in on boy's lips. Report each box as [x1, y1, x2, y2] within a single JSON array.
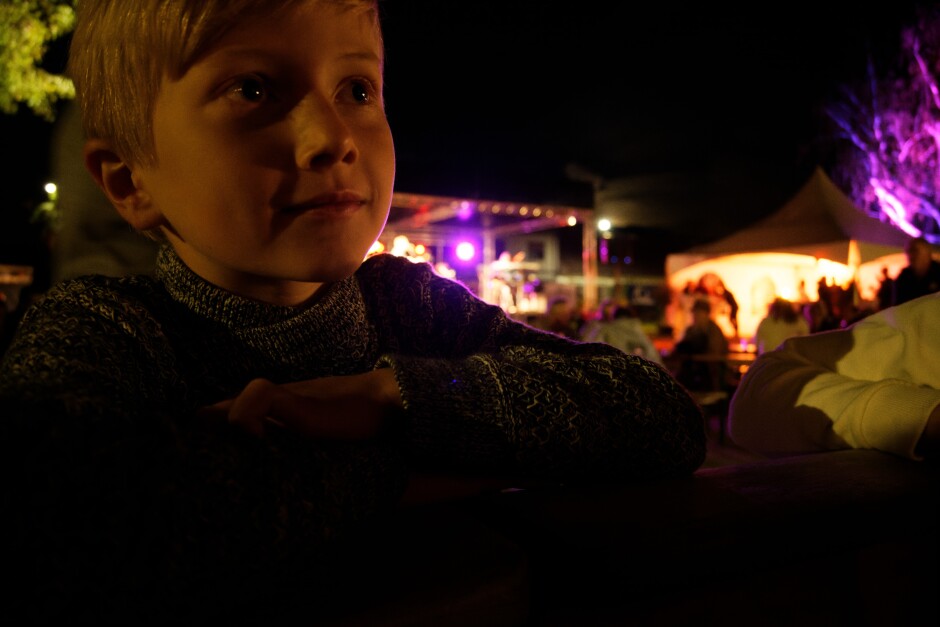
[[282, 191, 366, 215]]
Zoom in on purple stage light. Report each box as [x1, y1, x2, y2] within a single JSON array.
[[455, 241, 476, 262]]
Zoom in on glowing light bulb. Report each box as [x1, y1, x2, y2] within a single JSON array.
[[455, 241, 475, 261]]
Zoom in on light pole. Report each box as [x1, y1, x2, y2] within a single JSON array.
[[566, 163, 606, 313]]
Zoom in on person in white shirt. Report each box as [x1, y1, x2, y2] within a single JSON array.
[[728, 292, 940, 461], [753, 297, 810, 355], [583, 305, 664, 365]]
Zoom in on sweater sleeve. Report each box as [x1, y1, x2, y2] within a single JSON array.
[[728, 295, 940, 460], [363, 258, 706, 481]]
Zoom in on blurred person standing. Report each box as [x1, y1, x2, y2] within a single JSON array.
[[893, 236, 940, 306], [537, 295, 581, 340], [578, 297, 618, 341], [694, 273, 738, 338], [876, 266, 895, 311], [754, 298, 810, 355], [670, 298, 729, 391], [803, 298, 839, 333], [583, 304, 664, 365]]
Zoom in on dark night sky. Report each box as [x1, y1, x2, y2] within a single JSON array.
[[379, 1, 930, 228], [0, 0, 931, 269]]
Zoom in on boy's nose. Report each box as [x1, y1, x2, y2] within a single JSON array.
[[291, 97, 359, 170]]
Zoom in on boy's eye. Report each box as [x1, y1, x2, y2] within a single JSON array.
[[351, 81, 369, 103], [345, 79, 377, 105], [228, 76, 268, 103]]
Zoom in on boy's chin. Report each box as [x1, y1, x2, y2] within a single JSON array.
[[302, 256, 370, 283]]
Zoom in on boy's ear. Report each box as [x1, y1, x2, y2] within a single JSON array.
[[83, 138, 165, 231]]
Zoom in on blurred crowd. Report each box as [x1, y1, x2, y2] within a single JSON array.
[[527, 235, 939, 396]]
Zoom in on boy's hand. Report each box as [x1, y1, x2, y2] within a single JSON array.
[[200, 369, 403, 440]]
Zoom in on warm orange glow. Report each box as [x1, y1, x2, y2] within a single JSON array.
[[382, 235, 432, 264], [666, 251, 907, 339]]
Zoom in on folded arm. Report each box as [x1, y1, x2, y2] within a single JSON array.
[[356, 258, 707, 482], [728, 298, 940, 460]]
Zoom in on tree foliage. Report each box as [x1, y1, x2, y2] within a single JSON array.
[[827, 6, 940, 244], [0, 0, 76, 122]]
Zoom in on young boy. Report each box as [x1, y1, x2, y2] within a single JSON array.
[[0, 0, 706, 622]]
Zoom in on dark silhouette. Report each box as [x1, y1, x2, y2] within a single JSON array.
[[893, 236, 940, 306]]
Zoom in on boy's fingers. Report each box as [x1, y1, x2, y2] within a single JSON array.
[[228, 378, 279, 437], [197, 398, 233, 419], [220, 378, 379, 440]]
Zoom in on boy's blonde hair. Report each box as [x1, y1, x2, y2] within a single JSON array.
[[68, 0, 380, 169]]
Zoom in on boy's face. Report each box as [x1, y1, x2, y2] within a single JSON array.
[[131, 1, 393, 304]]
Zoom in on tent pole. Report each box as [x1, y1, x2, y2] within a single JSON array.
[[582, 219, 598, 312]]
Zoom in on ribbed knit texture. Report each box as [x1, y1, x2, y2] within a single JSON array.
[[0, 246, 705, 623]]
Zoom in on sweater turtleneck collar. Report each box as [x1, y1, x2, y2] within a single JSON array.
[[153, 246, 344, 330]]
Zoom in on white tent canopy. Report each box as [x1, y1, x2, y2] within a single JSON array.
[[665, 167, 910, 339]]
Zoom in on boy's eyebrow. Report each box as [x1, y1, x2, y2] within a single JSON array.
[[208, 45, 382, 62], [337, 50, 384, 65]]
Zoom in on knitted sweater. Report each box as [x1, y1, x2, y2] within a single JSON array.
[[1, 246, 705, 623]]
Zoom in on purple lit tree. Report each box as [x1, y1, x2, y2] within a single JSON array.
[[827, 6, 939, 244]]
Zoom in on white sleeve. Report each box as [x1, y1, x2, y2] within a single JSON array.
[[728, 294, 940, 460]]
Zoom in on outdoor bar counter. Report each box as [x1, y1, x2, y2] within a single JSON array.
[[296, 449, 938, 626]]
